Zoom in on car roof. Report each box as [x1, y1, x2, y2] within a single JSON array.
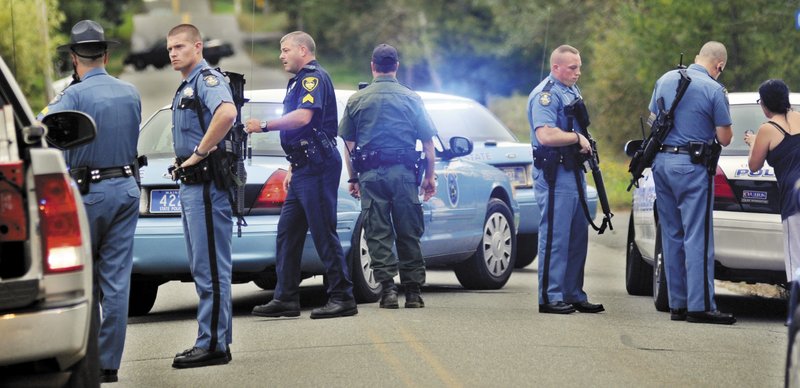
[[727, 91, 800, 105]]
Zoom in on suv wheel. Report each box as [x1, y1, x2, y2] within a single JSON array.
[[128, 280, 159, 316], [626, 213, 653, 296], [653, 225, 669, 312], [454, 199, 516, 289], [349, 214, 381, 303]]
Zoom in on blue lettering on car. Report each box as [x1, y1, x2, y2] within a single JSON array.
[[743, 190, 768, 200], [735, 168, 775, 177]]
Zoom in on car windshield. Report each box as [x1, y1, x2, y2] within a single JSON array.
[[724, 103, 800, 156], [424, 99, 517, 143], [138, 102, 288, 157]]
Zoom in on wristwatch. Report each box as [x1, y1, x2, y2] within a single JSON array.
[[193, 145, 209, 158], [260, 120, 269, 132]]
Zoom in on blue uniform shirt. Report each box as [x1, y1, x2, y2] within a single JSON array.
[[280, 60, 338, 150], [171, 60, 233, 158], [41, 67, 141, 168], [649, 63, 731, 146], [527, 73, 583, 148]]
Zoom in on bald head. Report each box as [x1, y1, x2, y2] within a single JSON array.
[[695, 41, 727, 79]]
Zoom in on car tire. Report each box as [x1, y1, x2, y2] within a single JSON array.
[[128, 280, 159, 316], [66, 295, 100, 387], [349, 214, 381, 303], [134, 59, 146, 70], [454, 198, 516, 290], [253, 273, 277, 290], [787, 300, 800, 387], [208, 58, 220, 66], [514, 233, 538, 269], [626, 213, 653, 296], [653, 225, 669, 312]]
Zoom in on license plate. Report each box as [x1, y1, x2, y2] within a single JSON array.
[[500, 166, 529, 187], [149, 189, 181, 214]]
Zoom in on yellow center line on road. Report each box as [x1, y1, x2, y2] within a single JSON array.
[[397, 326, 464, 388], [367, 329, 416, 388]]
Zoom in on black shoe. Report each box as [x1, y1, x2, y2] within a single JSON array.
[[310, 300, 358, 319], [670, 308, 687, 321], [380, 289, 399, 309], [686, 310, 736, 325], [100, 369, 118, 383], [172, 347, 229, 369], [252, 299, 300, 318], [539, 301, 576, 314], [404, 293, 425, 308], [571, 301, 605, 313], [177, 346, 231, 361], [226, 347, 232, 362]]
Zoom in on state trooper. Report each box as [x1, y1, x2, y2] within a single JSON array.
[[245, 31, 357, 319], [650, 41, 735, 324], [527, 45, 604, 315], [167, 24, 238, 367], [39, 20, 142, 383], [338, 44, 437, 308]]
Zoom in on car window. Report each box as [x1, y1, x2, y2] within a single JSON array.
[[723, 103, 800, 156], [424, 100, 517, 143], [137, 102, 289, 157]]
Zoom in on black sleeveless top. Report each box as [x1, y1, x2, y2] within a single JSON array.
[[764, 121, 800, 220]]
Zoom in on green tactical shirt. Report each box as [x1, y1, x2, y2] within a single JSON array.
[[339, 75, 437, 150]]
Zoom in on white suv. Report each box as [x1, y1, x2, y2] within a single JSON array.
[[625, 92, 791, 311], [0, 55, 99, 386]]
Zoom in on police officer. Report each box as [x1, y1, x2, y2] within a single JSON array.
[[245, 31, 357, 319], [339, 44, 437, 309], [167, 24, 238, 367], [39, 20, 141, 383], [527, 45, 604, 315], [650, 41, 734, 324]]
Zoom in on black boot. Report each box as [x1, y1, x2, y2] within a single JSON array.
[[404, 283, 425, 308]]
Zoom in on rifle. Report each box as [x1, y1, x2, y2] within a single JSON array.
[[626, 55, 692, 190], [223, 71, 249, 237], [564, 98, 613, 234]]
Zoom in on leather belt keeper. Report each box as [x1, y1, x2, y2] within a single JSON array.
[[90, 165, 134, 182]]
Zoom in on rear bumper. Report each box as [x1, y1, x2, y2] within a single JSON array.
[[713, 210, 785, 274], [0, 300, 90, 368]]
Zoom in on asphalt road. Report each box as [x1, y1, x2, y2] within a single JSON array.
[[116, 222, 787, 387]]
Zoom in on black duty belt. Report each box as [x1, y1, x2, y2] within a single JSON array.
[[90, 165, 134, 182], [658, 145, 690, 154]]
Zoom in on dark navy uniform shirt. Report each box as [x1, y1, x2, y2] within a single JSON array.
[[281, 60, 337, 150], [171, 60, 233, 159], [649, 63, 731, 146], [40, 67, 141, 168]]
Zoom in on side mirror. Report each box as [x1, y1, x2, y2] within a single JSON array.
[[42, 110, 97, 150], [448, 136, 473, 158], [624, 139, 643, 158]]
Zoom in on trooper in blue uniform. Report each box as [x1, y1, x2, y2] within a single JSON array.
[[527, 45, 604, 315], [167, 24, 238, 367], [246, 31, 357, 319], [650, 41, 735, 324], [39, 20, 141, 383]]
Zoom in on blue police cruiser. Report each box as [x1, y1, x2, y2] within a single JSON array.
[[130, 89, 520, 315], [625, 92, 794, 311]]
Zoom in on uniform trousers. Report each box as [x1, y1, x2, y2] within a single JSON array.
[[84, 177, 140, 370], [533, 165, 589, 305], [274, 151, 354, 303], [359, 164, 425, 286], [180, 180, 232, 352], [652, 152, 717, 312]]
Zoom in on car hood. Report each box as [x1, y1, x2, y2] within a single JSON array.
[[458, 140, 532, 165]]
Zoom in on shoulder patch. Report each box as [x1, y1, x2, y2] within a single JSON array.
[[204, 74, 220, 87], [538, 92, 551, 106], [302, 77, 319, 92]]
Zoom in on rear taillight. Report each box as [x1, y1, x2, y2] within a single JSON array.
[[252, 169, 288, 210], [35, 173, 84, 273], [713, 166, 738, 207]]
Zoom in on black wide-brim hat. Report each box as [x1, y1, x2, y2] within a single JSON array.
[[57, 20, 119, 52]]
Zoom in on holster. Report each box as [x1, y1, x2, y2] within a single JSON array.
[[69, 166, 90, 195], [687, 141, 721, 176], [170, 157, 215, 185], [533, 147, 561, 184]]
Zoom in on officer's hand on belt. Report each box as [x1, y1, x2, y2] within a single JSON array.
[[181, 145, 217, 168], [577, 133, 592, 155]]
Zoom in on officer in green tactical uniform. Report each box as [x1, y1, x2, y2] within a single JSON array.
[[339, 44, 437, 309]]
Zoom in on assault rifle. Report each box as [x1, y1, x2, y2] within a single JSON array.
[[223, 71, 248, 237], [626, 55, 692, 190], [564, 98, 613, 234]]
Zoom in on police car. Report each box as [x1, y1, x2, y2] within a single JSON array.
[[423, 93, 598, 268], [625, 92, 793, 311], [130, 88, 520, 316]]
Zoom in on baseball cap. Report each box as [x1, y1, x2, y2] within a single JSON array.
[[372, 44, 399, 65]]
